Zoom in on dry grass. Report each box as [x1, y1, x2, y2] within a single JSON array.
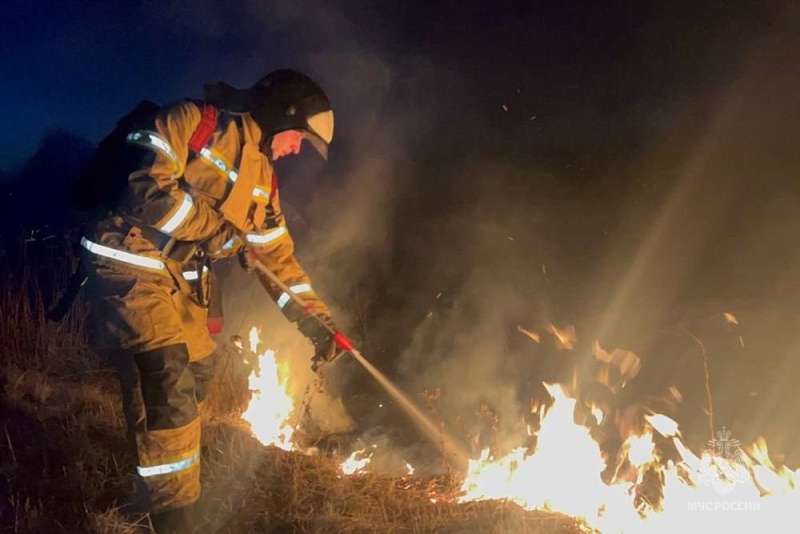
[[196, 434, 586, 533], [0, 243, 585, 533]]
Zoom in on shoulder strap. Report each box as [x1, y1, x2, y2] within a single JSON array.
[[272, 171, 279, 195], [187, 103, 218, 153]]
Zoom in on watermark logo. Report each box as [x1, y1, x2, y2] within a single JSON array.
[[697, 427, 750, 497]]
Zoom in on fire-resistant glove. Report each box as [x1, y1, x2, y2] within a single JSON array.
[[296, 314, 347, 372], [238, 248, 256, 272]]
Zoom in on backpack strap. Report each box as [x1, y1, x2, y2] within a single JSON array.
[[272, 171, 278, 195], [188, 103, 218, 153]]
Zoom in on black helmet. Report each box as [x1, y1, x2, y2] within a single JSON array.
[[204, 69, 334, 159]]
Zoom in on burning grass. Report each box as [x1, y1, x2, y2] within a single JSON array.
[[198, 432, 584, 533]]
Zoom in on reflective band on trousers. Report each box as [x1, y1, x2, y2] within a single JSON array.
[[158, 192, 194, 234], [127, 131, 180, 168], [81, 237, 166, 271], [137, 452, 199, 478], [277, 283, 313, 309], [246, 227, 287, 245], [199, 147, 238, 183]]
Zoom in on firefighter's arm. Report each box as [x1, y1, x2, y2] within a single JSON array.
[[124, 101, 222, 241], [243, 187, 352, 370], [248, 229, 332, 322], [245, 187, 331, 323], [247, 232, 346, 370]]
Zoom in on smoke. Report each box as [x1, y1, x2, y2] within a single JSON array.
[[200, 2, 559, 460], [382, 158, 577, 458], [397, 269, 528, 449], [201, 2, 585, 458], [206, 1, 456, 439]]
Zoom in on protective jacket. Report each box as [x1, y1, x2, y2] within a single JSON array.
[[81, 100, 330, 511], [83, 100, 330, 330]]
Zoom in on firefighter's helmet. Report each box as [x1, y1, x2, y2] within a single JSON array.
[[204, 69, 334, 159]]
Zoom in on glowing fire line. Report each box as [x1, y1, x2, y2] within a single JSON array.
[[238, 325, 799, 530], [458, 383, 800, 532]]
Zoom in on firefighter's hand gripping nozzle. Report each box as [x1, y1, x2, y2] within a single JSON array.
[[238, 248, 256, 273], [296, 314, 352, 372]]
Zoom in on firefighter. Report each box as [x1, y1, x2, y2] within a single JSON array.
[[79, 69, 347, 532]]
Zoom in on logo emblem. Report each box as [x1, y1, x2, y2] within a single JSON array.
[[697, 427, 750, 496]]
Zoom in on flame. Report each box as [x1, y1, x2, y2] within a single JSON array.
[[340, 448, 373, 475], [458, 382, 800, 531], [591, 404, 605, 426], [517, 324, 541, 343], [240, 327, 295, 451], [405, 462, 415, 475], [459, 384, 638, 527], [546, 323, 576, 350]]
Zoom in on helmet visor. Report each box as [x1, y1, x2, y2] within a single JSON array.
[[302, 130, 330, 160], [303, 110, 334, 160]]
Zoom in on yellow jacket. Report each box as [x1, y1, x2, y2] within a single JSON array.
[[82, 99, 330, 321]]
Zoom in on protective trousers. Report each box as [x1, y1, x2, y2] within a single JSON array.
[[87, 271, 217, 512]]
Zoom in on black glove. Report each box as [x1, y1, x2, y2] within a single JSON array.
[[238, 248, 255, 272], [296, 314, 346, 371]]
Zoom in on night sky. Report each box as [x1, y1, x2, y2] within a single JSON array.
[[5, 0, 800, 456], [3, 1, 791, 170]]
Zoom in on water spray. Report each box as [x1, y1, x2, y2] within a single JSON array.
[[248, 255, 469, 462]]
